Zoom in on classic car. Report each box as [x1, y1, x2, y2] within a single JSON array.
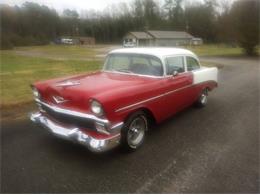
[[30, 48, 218, 152]]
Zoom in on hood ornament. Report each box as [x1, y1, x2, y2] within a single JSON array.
[[53, 96, 69, 104], [56, 80, 80, 87]]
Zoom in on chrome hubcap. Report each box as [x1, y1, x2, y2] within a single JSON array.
[[127, 117, 146, 148], [201, 93, 207, 105]]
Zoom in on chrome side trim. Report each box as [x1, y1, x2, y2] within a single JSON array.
[[111, 122, 124, 130], [56, 80, 80, 87], [115, 93, 167, 113], [115, 84, 193, 112], [35, 99, 110, 124], [30, 112, 121, 152], [110, 122, 124, 133]]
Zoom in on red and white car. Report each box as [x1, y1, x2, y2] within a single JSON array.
[[30, 48, 218, 152]]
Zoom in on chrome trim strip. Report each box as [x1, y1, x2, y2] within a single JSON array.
[[115, 84, 201, 112], [30, 112, 121, 152], [35, 99, 110, 124], [115, 84, 193, 113], [115, 93, 166, 113], [56, 80, 80, 87], [111, 122, 124, 130]]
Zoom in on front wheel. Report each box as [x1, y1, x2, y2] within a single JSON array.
[[195, 88, 208, 108], [121, 111, 148, 152]]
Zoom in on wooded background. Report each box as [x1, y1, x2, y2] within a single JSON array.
[[1, 0, 259, 55]]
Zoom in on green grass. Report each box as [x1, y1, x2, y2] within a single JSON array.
[[186, 44, 259, 56], [14, 45, 98, 60], [0, 50, 102, 106], [185, 44, 245, 56]]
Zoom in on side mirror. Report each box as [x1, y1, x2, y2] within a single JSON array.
[[172, 71, 179, 77]]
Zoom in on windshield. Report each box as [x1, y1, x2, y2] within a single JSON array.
[[104, 53, 163, 76]]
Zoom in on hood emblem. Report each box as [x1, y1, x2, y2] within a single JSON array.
[[56, 80, 80, 87], [53, 96, 68, 104]]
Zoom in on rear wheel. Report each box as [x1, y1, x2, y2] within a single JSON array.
[[195, 88, 208, 108], [121, 111, 148, 152]]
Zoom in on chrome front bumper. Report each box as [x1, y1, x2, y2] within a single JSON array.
[[30, 112, 121, 152]]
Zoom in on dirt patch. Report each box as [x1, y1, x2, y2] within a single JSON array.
[[94, 45, 121, 54], [1, 101, 37, 122], [14, 45, 122, 61]]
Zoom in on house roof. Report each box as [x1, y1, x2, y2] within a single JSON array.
[[147, 31, 194, 39], [128, 32, 153, 39], [109, 47, 198, 61]]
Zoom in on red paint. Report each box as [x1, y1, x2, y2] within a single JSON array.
[[33, 71, 217, 129]]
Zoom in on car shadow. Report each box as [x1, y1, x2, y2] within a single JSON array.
[[43, 105, 199, 162]]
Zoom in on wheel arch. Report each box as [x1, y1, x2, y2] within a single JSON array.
[[205, 80, 218, 91], [123, 107, 157, 127]]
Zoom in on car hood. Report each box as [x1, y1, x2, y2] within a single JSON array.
[[35, 71, 158, 112]]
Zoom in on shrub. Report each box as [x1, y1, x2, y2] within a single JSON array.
[[0, 34, 14, 50]]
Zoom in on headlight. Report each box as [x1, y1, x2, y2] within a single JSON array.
[[32, 87, 40, 99], [90, 100, 104, 116]]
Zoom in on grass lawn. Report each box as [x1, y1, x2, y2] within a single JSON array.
[[186, 44, 244, 56], [0, 50, 102, 107], [14, 44, 99, 60], [187, 44, 259, 56], [0, 44, 255, 108]]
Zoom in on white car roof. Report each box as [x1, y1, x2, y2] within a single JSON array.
[[109, 47, 198, 60]]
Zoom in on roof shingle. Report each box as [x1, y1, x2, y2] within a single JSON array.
[[147, 30, 193, 39], [128, 32, 153, 39]]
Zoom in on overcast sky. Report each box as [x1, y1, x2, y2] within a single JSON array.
[[1, 0, 234, 15], [1, 0, 132, 12]]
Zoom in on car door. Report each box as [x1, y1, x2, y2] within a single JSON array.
[[162, 55, 193, 118]]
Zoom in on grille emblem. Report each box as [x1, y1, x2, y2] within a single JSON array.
[[53, 96, 68, 104]]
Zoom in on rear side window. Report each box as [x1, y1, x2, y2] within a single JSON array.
[[166, 56, 185, 75], [186, 56, 200, 71]]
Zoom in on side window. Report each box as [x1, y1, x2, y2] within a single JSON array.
[[166, 56, 185, 75], [149, 57, 163, 76], [186, 56, 200, 71]]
